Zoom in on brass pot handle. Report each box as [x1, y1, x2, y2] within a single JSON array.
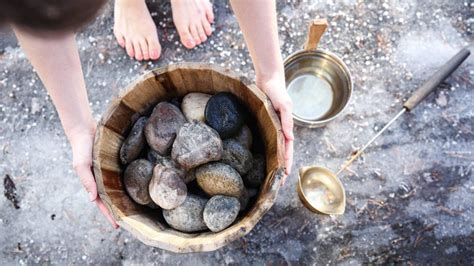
[[303, 19, 328, 51]]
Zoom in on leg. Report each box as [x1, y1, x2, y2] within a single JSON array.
[[171, 0, 214, 49], [113, 0, 162, 61]]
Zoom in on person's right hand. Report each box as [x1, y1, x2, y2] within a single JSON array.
[[69, 124, 119, 229]]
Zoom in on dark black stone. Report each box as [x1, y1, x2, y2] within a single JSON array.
[[204, 92, 245, 138]]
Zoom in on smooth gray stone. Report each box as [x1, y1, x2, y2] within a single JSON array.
[[222, 139, 253, 175], [203, 195, 240, 232], [163, 194, 208, 233], [123, 159, 154, 205]]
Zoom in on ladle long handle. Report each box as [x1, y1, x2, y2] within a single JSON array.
[[335, 108, 406, 176], [403, 48, 471, 111], [303, 19, 328, 50]]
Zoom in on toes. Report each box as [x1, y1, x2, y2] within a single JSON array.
[[196, 24, 207, 43], [139, 40, 150, 61], [114, 31, 126, 48], [133, 40, 143, 61], [177, 25, 196, 49], [189, 26, 201, 45], [125, 39, 134, 58], [148, 36, 161, 60], [204, 0, 214, 23], [201, 18, 212, 36]]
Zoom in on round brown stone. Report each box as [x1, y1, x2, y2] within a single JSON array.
[[145, 102, 186, 155], [149, 164, 187, 209]]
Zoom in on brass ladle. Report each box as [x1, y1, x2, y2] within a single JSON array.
[[298, 48, 471, 215]]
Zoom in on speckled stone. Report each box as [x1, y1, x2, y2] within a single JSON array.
[[205, 92, 245, 138], [203, 195, 240, 232], [153, 156, 186, 178], [163, 194, 208, 233], [196, 162, 246, 198], [123, 159, 154, 205], [120, 117, 147, 165], [181, 92, 212, 122], [222, 139, 253, 175], [171, 121, 223, 170], [243, 154, 266, 188], [232, 124, 253, 149], [145, 102, 186, 155], [149, 164, 187, 209]]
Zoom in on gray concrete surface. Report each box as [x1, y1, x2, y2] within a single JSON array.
[[1, 0, 473, 264]]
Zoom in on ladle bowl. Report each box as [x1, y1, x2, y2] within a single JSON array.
[[298, 166, 345, 215]]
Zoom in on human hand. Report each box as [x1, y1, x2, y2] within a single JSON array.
[[257, 75, 294, 182], [69, 124, 119, 229]]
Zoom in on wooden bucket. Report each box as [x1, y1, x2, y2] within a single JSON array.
[[92, 63, 285, 253]]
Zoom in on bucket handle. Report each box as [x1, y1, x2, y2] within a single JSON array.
[[303, 19, 328, 51]]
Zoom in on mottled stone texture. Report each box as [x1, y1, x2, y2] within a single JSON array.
[[163, 194, 208, 233], [149, 164, 187, 210], [145, 102, 186, 155], [221, 139, 253, 175], [196, 162, 246, 199], [171, 121, 223, 170], [203, 195, 240, 232]]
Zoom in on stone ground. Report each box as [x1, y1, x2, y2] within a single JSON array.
[[1, 0, 473, 265]]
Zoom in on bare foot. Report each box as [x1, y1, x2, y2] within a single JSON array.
[[171, 0, 215, 49], [114, 0, 161, 61]]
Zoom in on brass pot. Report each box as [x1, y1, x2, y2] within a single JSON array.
[[284, 19, 352, 128]]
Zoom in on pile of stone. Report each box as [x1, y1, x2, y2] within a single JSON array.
[[120, 92, 265, 233]]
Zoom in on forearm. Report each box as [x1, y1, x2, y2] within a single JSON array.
[[230, 0, 284, 86], [13, 28, 95, 142]]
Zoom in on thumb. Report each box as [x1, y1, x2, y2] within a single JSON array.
[[75, 164, 98, 202], [279, 107, 294, 141]]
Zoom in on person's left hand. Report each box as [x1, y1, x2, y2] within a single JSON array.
[[257, 75, 294, 183]]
